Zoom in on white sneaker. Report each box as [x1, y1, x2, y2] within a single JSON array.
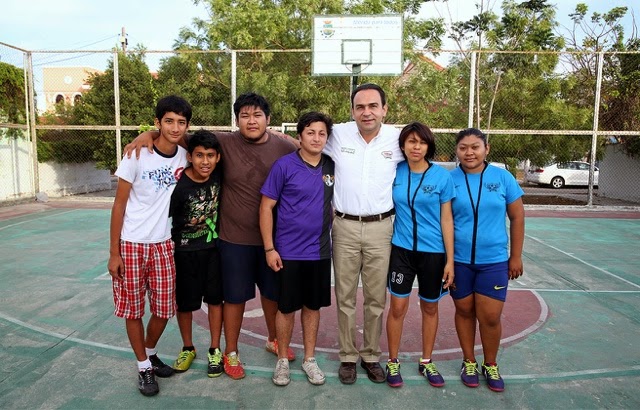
[[302, 357, 325, 385], [272, 358, 290, 386]]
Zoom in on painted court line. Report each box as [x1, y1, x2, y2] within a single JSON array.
[[517, 288, 640, 293], [526, 234, 640, 290], [499, 290, 548, 345], [0, 311, 131, 354], [1, 310, 638, 382], [0, 209, 77, 232], [504, 365, 640, 381]]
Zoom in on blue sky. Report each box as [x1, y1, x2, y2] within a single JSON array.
[[0, 0, 207, 52]]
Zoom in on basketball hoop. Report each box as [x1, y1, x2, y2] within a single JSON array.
[[342, 39, 372, 68], [311, 15, 403, 76], [342, 39, 371, 91]]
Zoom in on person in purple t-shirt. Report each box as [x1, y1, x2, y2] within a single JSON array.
[[259, 112, 335, 387]]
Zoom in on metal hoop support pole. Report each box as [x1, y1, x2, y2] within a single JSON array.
[[349, 64, 362, 119]]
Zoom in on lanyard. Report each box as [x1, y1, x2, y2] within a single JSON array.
[[462, 162, 488, 263], [407, 164, 429, 252]]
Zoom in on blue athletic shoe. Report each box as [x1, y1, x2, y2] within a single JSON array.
[[460, 360, 480, 388], [386, 358, 403, 388], [419, 359, 445, 387], [482, 362, 505, 392]]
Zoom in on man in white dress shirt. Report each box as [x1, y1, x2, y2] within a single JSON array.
[[323, 83, 404, 384]]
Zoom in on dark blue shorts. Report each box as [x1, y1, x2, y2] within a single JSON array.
[[450, 261, 509, 302], [218, 239, 279, 304]]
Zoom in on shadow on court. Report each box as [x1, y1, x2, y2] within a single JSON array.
[[0, 200, 639, 409]]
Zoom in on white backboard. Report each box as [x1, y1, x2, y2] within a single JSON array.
[[312, 15, 403, 76]]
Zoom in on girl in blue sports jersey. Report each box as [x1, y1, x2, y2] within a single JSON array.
[[449, 128, 525, 393], [385, 122, 455, 388]]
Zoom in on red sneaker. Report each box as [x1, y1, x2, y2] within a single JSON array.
[[265, 339, 296, 361], [223, 352, 245, 380]]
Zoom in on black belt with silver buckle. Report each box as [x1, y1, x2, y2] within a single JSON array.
[[335, 209, 395, 222]]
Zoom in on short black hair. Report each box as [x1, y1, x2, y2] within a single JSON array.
[[187, 129, 221, 155], [399, 122, 436, 161], [233, 92, 271, 118], [296, 111, 333, 137], [351, 83, 387, 108], [155, 95, 192, 123], [456, 127, 487, 146]]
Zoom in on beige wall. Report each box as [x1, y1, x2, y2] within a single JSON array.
[[42, 66, 101, 111]]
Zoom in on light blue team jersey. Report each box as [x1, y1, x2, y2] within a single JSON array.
[[450, 164, 524, 264], [392, 161, 455, 253]]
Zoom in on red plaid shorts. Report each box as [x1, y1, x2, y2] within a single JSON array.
[[112, 239, 176, 319]]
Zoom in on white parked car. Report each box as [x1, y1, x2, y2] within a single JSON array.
[[526, 161, 598, 189]]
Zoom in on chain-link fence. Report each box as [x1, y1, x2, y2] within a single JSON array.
[[1, 42, 639, 205]]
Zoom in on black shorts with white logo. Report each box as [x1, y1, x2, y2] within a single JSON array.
[[387, 245, 448, 302]]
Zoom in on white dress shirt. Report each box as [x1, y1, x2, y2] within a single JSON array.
[[324, 122, 403, 216]]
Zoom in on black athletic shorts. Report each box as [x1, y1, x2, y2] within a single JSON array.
[[387, 245, 448, 302], [277, 259, 331, 314], [174, 248, 222, 311]]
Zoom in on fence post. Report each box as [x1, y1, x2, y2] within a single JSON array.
[[468, 51, 476, 129], [113, 49, 122, 167], [589, 51, 604, 206], [231, 49, 237, 131], [26, 51, 39, 194]]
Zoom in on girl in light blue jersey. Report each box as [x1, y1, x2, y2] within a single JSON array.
[[449, 128, 525, 392], [385, 122, 455, 388]]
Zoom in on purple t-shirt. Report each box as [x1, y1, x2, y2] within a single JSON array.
[[261, 151, 335, 260]]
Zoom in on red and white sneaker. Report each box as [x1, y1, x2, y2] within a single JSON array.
[[265, 339, 296, 361]]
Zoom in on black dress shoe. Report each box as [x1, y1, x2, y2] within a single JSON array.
[[360, 360, 385, 383], [338, 362, 357, 384]]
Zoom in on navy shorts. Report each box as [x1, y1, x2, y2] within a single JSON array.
[[218, 239, 279, 304], [277, 259, 332, 314], [387, 245, 448, 302], [450, 261, 509, 302]]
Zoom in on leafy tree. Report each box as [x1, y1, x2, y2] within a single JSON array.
[[562, 4, 629, 108], [74, 48, 156, 171], [453, 0, 564, 129], [37, 103, 94, 163], [600, 37, 640, 157], [447, 0, 600, 166], [0, 61, 27, 138], [392, 54, 467, 155], [163, 0, 445, 125], [560, 3, 640, 157], [155, 52, 230, 126]]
